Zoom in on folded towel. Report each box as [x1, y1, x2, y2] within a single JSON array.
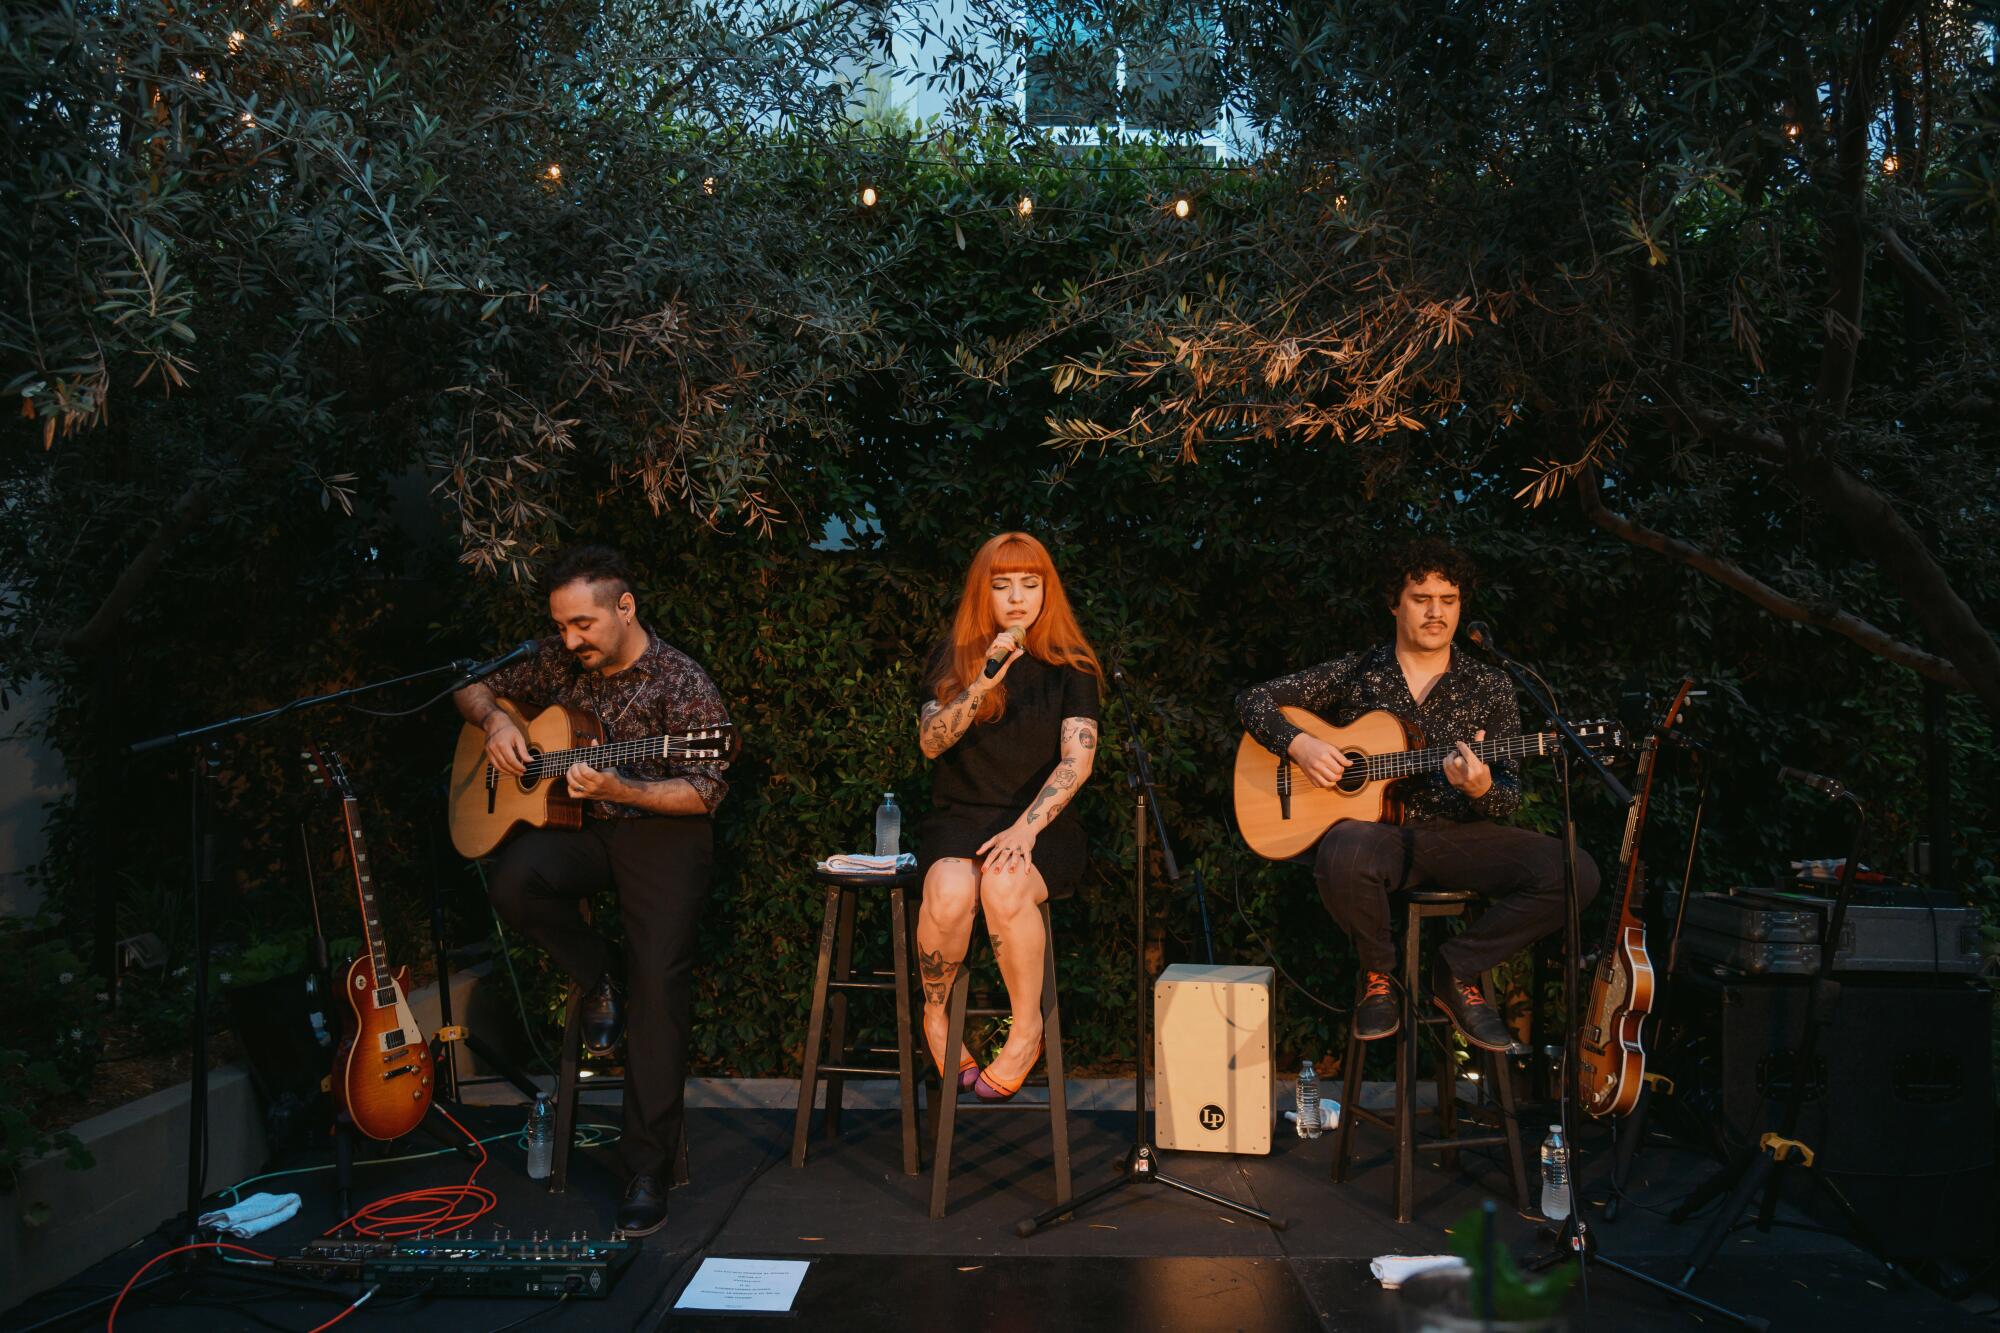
[[817, 853, 917, 875], [200, 1191, 303, 1239], [1369, 1255, 1468, 1289]]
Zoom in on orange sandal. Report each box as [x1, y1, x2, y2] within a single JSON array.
[[970, 1039, 1044, 1103]]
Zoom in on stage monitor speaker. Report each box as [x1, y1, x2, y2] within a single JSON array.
[[1154, 964, 1274, 1155], [1676, 972, 1994, 1261]]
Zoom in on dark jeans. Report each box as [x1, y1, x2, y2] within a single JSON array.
[[1311, 819, 1599, 978], [486, 817, 713, 1179]]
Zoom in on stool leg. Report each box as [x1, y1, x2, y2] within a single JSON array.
[[1491, 1044, 1531, 1212], [1436, 1034, 1459, 1171], [928, 963, 973, 1220], [890, 884, 919, 1177], [790, 883, 842, 1168], [1395, 915, 1420, 1224], [1334, 1019, 1363, 1182], [823, 886, 859, 1141], [550, 983, 585, 1194], [1038, 903, 1071, 1207], [673, 1122, 691, 1189]]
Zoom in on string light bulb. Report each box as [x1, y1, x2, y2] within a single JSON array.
[[1015, 194, 1034, 219], [545, 163, 562, 181], [1172, 196, 1191, 219], [1881, 154, 1899, 174], [860, 185, 878, 207], [702, 176, 717, 195], [228, 29, 246, 51], [1784, 122, 1802, 140]]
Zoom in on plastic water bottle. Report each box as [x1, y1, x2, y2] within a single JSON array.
[[525, 1092, 554, 1180], [874, 793, 901, 858], [1539, 1123, 1571, 1220], [1295, 1061, 1322, 1139]]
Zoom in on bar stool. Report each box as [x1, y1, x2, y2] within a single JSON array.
[[1333, 888, 1530, 1223], [791, 866, 922, 1175], [927, 901, 1071, 1219], [548, 976, 688, 1193]]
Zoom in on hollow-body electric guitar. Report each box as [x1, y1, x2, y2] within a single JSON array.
[[306, 743, 433, 1142], [1578, 678, 1696, 1118], [1232, 707, 1624, 861], [447, 700, 732, 858]]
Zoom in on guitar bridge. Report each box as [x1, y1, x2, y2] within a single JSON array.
[[1277, 757, 1292, 821]]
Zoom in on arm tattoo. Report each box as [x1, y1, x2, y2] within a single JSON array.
[[918, 947, 962, 1007], [1023, 757, 1081, 827], [1060, 718, 1098, 751], [919, 688, 979, 757]]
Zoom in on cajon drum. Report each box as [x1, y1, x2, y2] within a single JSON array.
[[1153, 963, 1275, 1155]]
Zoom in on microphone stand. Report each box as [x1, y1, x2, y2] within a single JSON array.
[[1471, 634, 1762, 1330], [1016, 670, 1283, 1237], [60, 651, 521, 1327]]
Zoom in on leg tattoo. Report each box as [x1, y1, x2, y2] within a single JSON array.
[[918, 947, 961, 1007]]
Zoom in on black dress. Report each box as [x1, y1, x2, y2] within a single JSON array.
[[915, 648, 1102, 900]]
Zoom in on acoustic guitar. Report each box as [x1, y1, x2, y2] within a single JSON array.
[[306, 743, 433, 1142], [1578, 677, 1695, 1118], [447, 699, 732, 858], [1232, 707, 1623, 861]]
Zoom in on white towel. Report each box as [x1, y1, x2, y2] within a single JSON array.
[[1369, 1255, 1468, 1289], [817, 853, 917, 875], [199, 1191, 302, 1238]]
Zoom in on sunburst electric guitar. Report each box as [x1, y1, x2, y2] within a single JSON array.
[[447, 700, 732, 858], [306, 743, 434, 1142], [1578, 677, 1696, 1118], [1232, 707, 1623, 861]]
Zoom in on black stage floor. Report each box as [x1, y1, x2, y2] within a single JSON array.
[[4, 1099, 1982, 1332]]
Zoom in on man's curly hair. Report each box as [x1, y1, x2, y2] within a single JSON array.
[[1378, 537, 1478, 608], [544, 544, 635, 605]]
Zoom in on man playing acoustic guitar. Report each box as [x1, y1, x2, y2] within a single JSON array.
[[454, 544, 732, 1236], [1236, 539, 1598, 1051]]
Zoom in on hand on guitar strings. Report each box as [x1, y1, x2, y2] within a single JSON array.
[[483, 714, 533, 776], [565, 757, 629, 802], [1287, 732, 1351, 788], [1442, 730, 1492, 798]]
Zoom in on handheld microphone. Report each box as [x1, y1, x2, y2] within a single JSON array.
[[461, 640, 538, 683], [982, 626, 1026, 679], [1777, 765, 1845, 799]]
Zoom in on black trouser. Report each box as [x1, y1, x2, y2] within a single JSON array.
[[1312, 819, 1599, 979], [487, 817, 713, 1179]]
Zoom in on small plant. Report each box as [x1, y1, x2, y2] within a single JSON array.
[[1449, 1201, 1578, 1323]]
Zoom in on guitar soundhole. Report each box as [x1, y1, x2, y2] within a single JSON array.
[[1336, 752, 1368, 794], [516, 748, 544, 794]]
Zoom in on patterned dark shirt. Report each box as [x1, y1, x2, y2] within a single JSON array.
[[481, 628, 731, 819], [1236, 642, 1522, 824]]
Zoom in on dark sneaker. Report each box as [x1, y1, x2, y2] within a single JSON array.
[[617, 1172, 668, 1236], [1431, 963, 1515, 1052], [1354, 971, 1400, 1041], [583, 974, 624, 1055]]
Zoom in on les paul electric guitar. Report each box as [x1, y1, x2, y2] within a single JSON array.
[[1578, 677, 1696, 1118], [306, 743, 434, 1141], [1232, 707, 1623, 861], [447, 699, 732, 858]]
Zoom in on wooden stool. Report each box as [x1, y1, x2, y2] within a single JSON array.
[[928, 900, 1071, 1219], [1333, 888, 1530, 1223], [791, 866, 922, 1175]]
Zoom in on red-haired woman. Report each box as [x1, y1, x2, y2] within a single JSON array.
[[915, 532, 1103, 1101]]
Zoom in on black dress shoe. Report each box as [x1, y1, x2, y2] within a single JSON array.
[[617, 1173, 668, 1236], [583, 974, 624, 1055], [1353, 971, 1400, 1041], [1431, 963, 1515, 1052]]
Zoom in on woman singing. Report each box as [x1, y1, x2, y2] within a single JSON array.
[[915, 532, 1102, 1102]]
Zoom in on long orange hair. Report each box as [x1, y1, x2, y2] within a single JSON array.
[[933, 532, 1103, 724]]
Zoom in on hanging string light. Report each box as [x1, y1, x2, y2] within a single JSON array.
[[545, 163, 562, 181], [860, 185, 878, 207], [1172, 195, 1191, 219], [1015, 194, 1034, 219], [228, 29, 246, 51], [1881, 154, 1899, 174]]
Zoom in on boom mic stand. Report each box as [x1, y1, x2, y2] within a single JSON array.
[[1016, 669, 1283, 1237], [1465, 629, 1761, 1330], [64, 647, 532, 1325]]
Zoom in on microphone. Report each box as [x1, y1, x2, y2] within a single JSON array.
[[1778, 765, 1845, 799], [982, 626, 1026, 679], [460, 640, 538, 683], [1465, 620, 1498, 653]]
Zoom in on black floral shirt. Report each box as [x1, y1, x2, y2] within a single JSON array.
[[481, 628, 731, 818], [1236, 642, 1522, 824]]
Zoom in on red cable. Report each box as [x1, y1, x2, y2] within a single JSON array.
[[322, 1103, 498, 1241], [105, 1241, 369, 1332]]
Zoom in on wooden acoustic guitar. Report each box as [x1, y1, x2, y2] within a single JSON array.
[[1232, 707, 1623, 861], [447, 699, 732, 858], [1578, 677, 1695, 1118], [306, 743, 434, 1142]]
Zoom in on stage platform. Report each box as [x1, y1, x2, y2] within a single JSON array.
[[3, 1087, 1985, 1332]]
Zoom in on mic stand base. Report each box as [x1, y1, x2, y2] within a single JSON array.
[[1017, 1144, 1286, 1238], [1525, 1217, 1769, 1331]]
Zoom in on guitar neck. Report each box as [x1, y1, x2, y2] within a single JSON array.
[[524, 732, 703, 777], [1353, 731, 1556, 784], [340, 796, 395, 993]]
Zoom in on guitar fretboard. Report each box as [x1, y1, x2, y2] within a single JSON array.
[[342, 798, 393, 1003], [515, 731, 728, 780]]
